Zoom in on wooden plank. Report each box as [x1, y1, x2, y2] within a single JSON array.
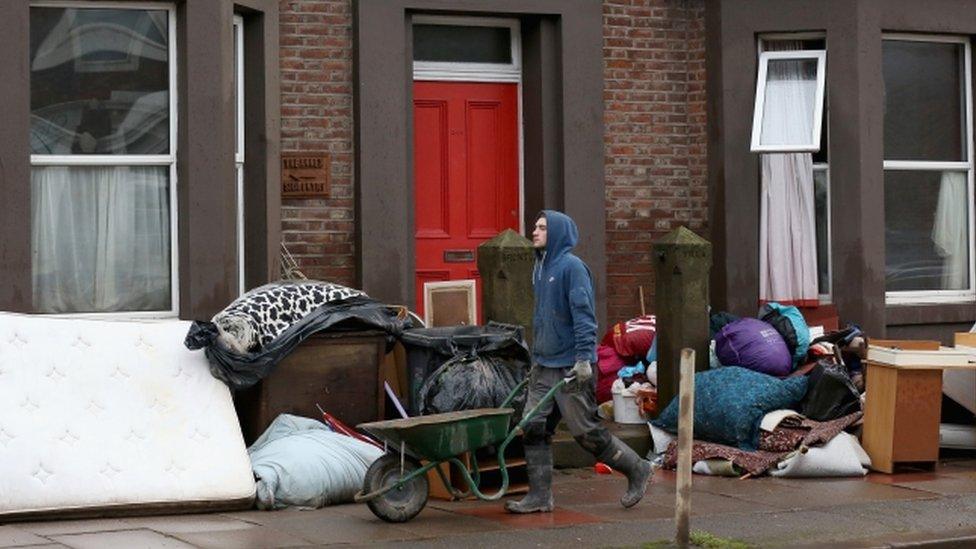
[[866, 361, 976, 371], [675, 348, 696, 547], [955, 332, 976, 348], [863, 363, 897, 473], [871, 339, 941, 351]]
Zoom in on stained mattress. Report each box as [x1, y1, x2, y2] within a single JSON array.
[[0, 313, 255, 518]]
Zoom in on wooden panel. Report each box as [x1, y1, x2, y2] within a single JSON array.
[[236, 333, 386, 445], [415, 269, 450, 320], [466, 100, 503, 238], [429, 288, 474, 327], [891, 369, 943, 462], [871, 339, 941, 351], [414, 99, 450, 239], [863, 363, 897, 473], [954, 332, 976, 347], [863, 361, 945, 473]]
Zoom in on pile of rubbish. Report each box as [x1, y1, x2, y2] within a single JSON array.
[[185, 280, 412, 510], [183, 281, 535, 511], [185, 280, 413, 390], [595, 315, 659, 423], [184, 279, 875, 510], [649, 303, 870, 478]]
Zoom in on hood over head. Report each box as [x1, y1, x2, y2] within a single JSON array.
[[536, 210, 579, 262]]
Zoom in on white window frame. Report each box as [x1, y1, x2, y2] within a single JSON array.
[[883, 33, 975, 305], [750, 49, 827, 153], [411, 15, 521, 83], [29, 1, 179, 318], [756, 34, 832, 303], [234, 14, 245, 295]]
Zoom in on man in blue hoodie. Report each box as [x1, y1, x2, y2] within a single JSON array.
[[505, 210, 653, 514]]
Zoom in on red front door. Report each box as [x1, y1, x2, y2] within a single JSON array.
[[413, 81, 520, 321]]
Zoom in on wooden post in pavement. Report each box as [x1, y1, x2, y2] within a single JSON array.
[[675, 348, 696, 547]]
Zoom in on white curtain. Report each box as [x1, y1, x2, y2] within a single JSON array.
[[32, 166, 171, 313], [932, 171, 969, 290], [759, 43, 820, 305]]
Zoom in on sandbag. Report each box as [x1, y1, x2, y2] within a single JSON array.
[[419, 353, 526, 415], [800, 359, 862, 421], [769, 432, 870, 477], [715, 318, 793, 377], [248, 414, 383, 509], [759, 302, 811, 367]]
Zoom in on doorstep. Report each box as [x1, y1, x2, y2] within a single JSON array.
[[551, 419, 650, 468]]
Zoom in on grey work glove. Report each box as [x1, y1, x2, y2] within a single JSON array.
[[568, 360, 593, 391]]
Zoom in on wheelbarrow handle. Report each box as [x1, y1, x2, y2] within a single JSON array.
[[513, 377, 570, 432], [456, 376, 570, 502], [500, 377, 529, 408], [500, 371, 577, 410]]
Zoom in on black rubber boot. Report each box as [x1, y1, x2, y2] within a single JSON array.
[[504, 445, 554, 513], [598, 438, 653, 508]]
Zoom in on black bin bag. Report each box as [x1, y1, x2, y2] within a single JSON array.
[[411, 322, 530, 415], [800, 358, 862, 421]]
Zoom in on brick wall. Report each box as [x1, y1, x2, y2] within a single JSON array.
[[279, 0, 356, 286], [603, 0, 707, 323], [277, 0, 709, 322]]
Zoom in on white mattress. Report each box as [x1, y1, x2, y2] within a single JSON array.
[[0, 313, 255, 518]]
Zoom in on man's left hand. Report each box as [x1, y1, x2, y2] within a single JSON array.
[[569, 360, 593, 389]]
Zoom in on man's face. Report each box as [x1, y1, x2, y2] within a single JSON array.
[[532, 217, 547, 249]]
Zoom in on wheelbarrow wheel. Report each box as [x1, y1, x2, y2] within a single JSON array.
[[364, 453, 429, 523]]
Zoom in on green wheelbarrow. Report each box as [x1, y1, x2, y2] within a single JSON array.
[[354, 375, 571, 523]]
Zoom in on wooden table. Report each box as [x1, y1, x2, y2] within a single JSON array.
[[863, 341, 976, 473]]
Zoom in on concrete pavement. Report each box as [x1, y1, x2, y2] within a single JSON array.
[[4, 458, 976, 548]]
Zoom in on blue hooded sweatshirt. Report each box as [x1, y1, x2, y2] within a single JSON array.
[[532, 210, 598, 367]]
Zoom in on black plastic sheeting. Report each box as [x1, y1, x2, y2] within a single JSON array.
[[185, 296, 412, 390], [407, 323, 531, 415], [800, 358, 863, 421]]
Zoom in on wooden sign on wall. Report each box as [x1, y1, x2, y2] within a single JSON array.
[[282, 153, 331, 198]]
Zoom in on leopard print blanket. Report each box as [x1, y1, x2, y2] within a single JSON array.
[[212, 281, 366, 354]]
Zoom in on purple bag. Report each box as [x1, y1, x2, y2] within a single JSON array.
[[715, 318, 792, 377]]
